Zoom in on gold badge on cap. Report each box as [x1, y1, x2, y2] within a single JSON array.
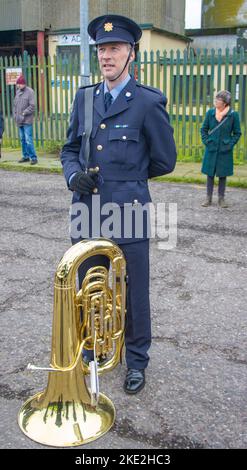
[[104, 22, 113, 32]]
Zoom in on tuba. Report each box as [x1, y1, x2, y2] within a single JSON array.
[[18, 239, 126, 447]]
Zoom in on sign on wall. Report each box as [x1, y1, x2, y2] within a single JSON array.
[[50, 33, 95, 46], [6, 67, 22, 85]]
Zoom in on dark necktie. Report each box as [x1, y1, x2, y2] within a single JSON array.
[[104, 92, 112, 111]]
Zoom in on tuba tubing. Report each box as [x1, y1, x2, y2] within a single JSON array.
[[18, 238, 127, 447]]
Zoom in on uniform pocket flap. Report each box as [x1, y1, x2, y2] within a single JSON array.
[[223, 138, 230, 144], [109, 128, 139, 142]]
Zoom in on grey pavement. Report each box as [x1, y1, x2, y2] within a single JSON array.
[[0, 170, 247, 449]]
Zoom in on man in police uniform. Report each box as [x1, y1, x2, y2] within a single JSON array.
[[61, 15, 177, 394]]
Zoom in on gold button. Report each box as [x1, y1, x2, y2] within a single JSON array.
[[97, 145, 103, 151], [122, 135, 127, 140], [93, 188, 98, 194], [100, 123, 106, 129]]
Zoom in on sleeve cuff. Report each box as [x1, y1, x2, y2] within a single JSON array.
[[68, 172, 77, 187]]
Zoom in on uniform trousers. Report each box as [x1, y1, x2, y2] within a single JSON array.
[[72, 238, 151, 370]]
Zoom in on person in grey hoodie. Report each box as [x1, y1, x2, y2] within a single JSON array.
[[14, 75, 38, 164]]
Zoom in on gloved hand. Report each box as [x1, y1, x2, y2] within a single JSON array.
[[69, 171, 96, 195]]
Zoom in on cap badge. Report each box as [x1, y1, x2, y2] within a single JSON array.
[[104, 22, 113, 32]]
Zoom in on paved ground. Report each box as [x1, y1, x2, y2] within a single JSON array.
[[0, 169, 247, 449]]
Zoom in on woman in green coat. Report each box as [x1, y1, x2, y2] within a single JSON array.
[[201, 90, 241, 208]]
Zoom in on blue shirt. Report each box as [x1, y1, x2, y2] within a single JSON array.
[[104, 74, 131, 102]]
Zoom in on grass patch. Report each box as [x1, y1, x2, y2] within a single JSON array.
[[0, 162, 62, 174], [153, 175, 247, 188], [42, 141, 64, 154]]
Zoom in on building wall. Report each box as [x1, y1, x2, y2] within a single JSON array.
[[43, 0, 80, 31], [0, 0, 21, 30], [22, 0, 43, 31], [139, 30, 188, 55], [48, 29, 188, 59], [0, 0, 185, 35], [164, 0, 185, 36], [90, 0, 185, 36], [190, 35, 237, 52]]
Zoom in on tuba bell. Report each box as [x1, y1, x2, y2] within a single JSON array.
[[18, 238, 126, 447]]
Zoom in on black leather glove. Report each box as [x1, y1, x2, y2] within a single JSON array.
[[69, 171, 96, 195]]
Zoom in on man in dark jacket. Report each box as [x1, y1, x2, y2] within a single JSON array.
[[61, 15, 177, 394], [14, 75, 38, 164]]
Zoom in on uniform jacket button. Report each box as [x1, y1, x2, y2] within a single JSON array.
[[100, 123, 106, 129], [133, 199, 138, 205], [122, 135, 127, 140], [97, 145, 103, 151]]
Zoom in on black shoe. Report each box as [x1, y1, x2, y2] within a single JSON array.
[[18, 158, 30, 163], [30, 159, 38, 165], [124, 368, 145, 394]]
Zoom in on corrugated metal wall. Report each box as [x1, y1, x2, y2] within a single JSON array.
[[0, 0, 21, 30], [22, 0, 43, 31], [90, 0, 185, 36], [0, 0, 185, 34], [164, 0, 185, 35], [43, 0, 80, 30]]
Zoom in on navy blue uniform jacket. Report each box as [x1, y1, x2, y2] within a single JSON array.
[[61, 77, 177, 244]]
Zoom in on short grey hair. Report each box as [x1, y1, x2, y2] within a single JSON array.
[[215, 90, 231, 105]]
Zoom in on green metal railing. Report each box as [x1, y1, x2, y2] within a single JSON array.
[[0, 48, 247, 161]]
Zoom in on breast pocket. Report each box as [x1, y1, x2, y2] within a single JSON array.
[[108, 128, 140, 164]]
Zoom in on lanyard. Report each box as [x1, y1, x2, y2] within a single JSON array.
[[208, 112, 233, 136]]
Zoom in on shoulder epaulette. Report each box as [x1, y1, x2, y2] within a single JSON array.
[[79, 82, 101, 90], [136, 83, 162, 95]]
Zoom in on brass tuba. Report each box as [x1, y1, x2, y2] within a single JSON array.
[[18, 239, 126, 447]]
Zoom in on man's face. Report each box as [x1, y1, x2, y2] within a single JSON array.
[[97, 42, 134, 81]]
